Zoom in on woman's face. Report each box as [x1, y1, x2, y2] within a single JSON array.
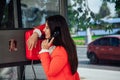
[[43, 22, 51, 39]]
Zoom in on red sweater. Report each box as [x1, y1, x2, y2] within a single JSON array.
[[38, 46, 80, 80]]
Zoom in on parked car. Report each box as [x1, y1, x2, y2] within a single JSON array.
[[87, 35, 120, 64]]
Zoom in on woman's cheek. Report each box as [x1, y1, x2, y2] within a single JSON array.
[[46, 34, 51, 39]]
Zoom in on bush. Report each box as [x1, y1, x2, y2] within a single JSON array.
[[72, 35, 102, 45]]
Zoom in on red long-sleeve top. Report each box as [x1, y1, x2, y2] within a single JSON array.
[[35, 24, 80, 80], [38, 46, 80, 80]]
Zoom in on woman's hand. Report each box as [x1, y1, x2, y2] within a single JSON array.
[[27, 32, 39, 50], [41, 38, 54, 49]]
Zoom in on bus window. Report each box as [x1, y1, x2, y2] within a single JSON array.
[[21, 0, 60, 28], [0, 0, 14, 29]]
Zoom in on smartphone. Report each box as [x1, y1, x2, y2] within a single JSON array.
[[52, 30, 60, 38], [49, 27, 60, 41]]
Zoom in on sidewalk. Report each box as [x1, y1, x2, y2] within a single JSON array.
[[25, 44, 120, 80], [1, 64, 119, 80], [76, 45, 120, 80], [78, 67, 120, 80], [25, 64, 120, 80]]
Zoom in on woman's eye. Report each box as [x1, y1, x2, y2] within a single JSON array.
[[46, 27, 49, 29]]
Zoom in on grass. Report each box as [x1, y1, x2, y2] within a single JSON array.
[[72, 35, 103, 45], [72, 36, 86, 45]]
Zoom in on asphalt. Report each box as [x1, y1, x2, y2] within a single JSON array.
[[0, 45, 120, 80], [1, 64, 120, 80], [24, 45, 120, 80], [24, 64, 120, 80], [78, 67, 120, 80]]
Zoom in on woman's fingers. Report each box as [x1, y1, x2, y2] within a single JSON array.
[[27, 38, 36, 50], [41, 38, 54, 49], [48, 37, 54, 46]]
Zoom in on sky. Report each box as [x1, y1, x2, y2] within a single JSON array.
[[87, 0, 116, 17], [70, 0, 116, 17]]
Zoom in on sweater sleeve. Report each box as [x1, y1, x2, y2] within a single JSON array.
[[33, 24, 45, 37], [35, 24, 45, 31], [38, 46, 68, 76]]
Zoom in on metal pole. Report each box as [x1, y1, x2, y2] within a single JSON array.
[[59, 0, 67, 19], [17, 66, 25, 80]]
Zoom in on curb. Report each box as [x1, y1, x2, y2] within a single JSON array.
[[78, 67, 120, 80], [76, 45, 87, 48]]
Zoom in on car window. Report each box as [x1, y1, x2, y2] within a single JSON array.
[[100, 38, 110, 46], [110, 37, 119, 47], [93, 39, 100, 45], [93, 37, 110, 46]]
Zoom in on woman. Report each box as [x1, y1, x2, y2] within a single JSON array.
[[28, 15, 80, 80]]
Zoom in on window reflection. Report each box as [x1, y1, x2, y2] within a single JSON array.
[[21, 0, 60, 28], [0, 0, 14, 29], [0, 0, 60, 29]]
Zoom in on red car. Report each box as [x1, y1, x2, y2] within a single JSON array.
[[87, 35, 120, 64]]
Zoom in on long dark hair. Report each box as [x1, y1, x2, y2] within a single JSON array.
[[46, 15, 78, 75]]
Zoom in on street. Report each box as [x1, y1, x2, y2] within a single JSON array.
[[0, 46, 120, 80], [24, 46, 120, 80], [77, 46, 120, 71]]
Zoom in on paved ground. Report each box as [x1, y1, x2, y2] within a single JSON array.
[[1, 64, 119, 80], [78, 67, 120, 80], [24, 45, 120, 80], [24, 64, 120, 80], [0, 45, 120, 80]]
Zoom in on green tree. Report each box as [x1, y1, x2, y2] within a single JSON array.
[[68, 0, 93, 31], [68, 0, 119, 32], [98, 1, 110, 18], [96, 0, 112, 32], [115, 0, 120, 17]]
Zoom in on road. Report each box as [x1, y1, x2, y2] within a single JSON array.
[[77, 46, 120, 80], [24, 46, 120, 80], [77, 46, 120, 71], [1, 46, 117, 80]]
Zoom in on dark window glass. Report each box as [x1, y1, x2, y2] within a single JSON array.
[[0, 0, 14, 29], [94, 38, 110, 46], [110, 37, 119, 47], [93, 39, 100, 45], [21, 0, 60, 28], [99, 38, 110, 46]]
